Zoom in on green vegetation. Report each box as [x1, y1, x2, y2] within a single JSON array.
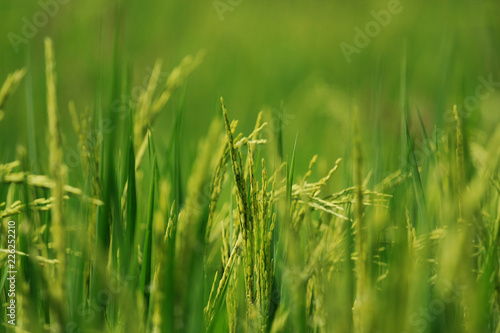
[[1, 1, 500, 332]]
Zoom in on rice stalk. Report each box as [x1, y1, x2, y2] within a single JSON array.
[[0, 67, 26, 121], [352, 107, 370, 333], [151, 51, 205, 117], [205, 142, 230, 242], [204, 236, 242, 328], [44, 36, 67, 331], [454, 104, 466, 220], [121, 53, 204, 214], [134, 59, 163, 150], [0, 172, 103, 205], [152, 199, 177, 333], [221, 97, 256, 311]]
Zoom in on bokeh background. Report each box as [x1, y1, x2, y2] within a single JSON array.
[[1, 0, 499, 180]]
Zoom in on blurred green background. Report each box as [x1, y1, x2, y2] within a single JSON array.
[[1, 0, 499, 178]]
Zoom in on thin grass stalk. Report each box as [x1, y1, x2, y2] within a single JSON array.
[[44, 37, 67, 330], [0, 67, 26, 121], [353, 107, 369, 333], [204, 236, 242, 329], [221, 97, 256, 312], [454, 105, 466, 220]]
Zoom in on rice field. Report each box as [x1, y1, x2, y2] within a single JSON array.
[[1, 1, 500, 333]]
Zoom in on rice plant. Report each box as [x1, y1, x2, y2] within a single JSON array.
[[1, 33, 500, 333]]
